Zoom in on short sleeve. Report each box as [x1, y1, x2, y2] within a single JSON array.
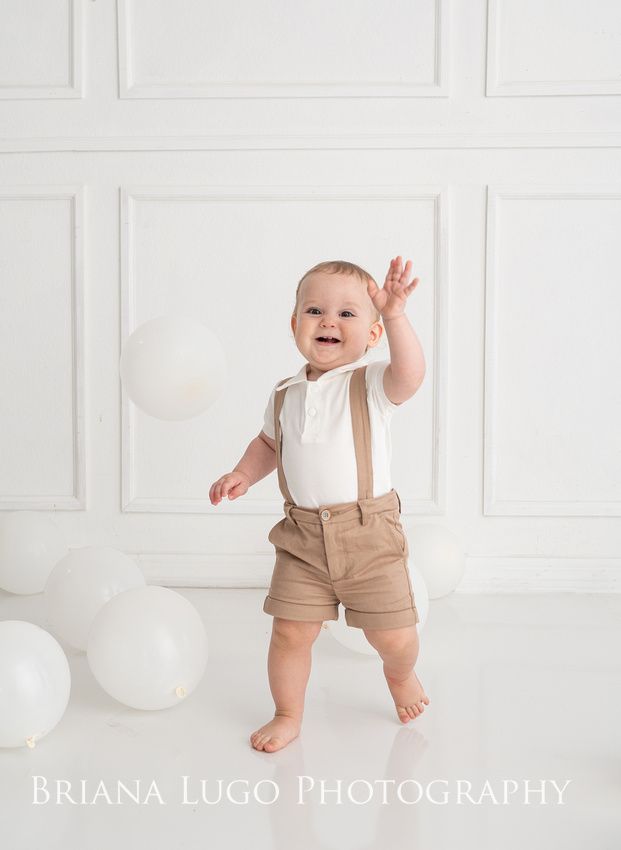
[[364, 360, 400, 417], [261, 383, 279, 440]]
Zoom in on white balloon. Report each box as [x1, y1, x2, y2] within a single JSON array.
[[409, 524, 465, 599], [87, 586, 208, 710], [119, 315, 227, 421], [410, 564, 430, 626], [0, 620, 71, 748], [325, 610, 375, 656], [326, 560, 429, 656], [44, 547, 146, 651], [0, 512, 68, 595]]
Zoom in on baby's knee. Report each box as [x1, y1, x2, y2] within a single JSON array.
[[364, 624, 418, 655], [272, 617, 322, 648]]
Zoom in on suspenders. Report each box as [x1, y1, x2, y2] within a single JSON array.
[[273, 365, 373, 506], [273, 374, 295, 505]]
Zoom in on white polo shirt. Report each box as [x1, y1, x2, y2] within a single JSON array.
[[261, 352, 401, 509]]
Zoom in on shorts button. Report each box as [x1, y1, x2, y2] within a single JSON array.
[[308, 407, 317, 417], [321, 509, 330, 521]]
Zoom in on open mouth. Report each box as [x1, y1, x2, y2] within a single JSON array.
[[316, 337, 340, 344]]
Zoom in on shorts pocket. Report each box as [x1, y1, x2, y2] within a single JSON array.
[[344, 511, 406, 559], [388, 511, 407, 554]]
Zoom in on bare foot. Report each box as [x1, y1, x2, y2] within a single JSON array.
[[385, 669, 430, 724], [250, 712, 301, 752]]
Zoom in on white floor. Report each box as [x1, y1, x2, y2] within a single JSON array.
[[1, 587, 619, 850]]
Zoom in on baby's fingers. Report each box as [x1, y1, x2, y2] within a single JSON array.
[[210, 477, 228, 504], [224, 476, 245, 499], [227, 478, 249, 500], [399, 259, 413, 282]]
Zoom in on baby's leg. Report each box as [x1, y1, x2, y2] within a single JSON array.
[[364, 625, 430, 724], [250, 617, 323, 752]]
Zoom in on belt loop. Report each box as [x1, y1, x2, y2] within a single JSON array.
[[357, 499, 368, 526], [284, 502, 298, 527]]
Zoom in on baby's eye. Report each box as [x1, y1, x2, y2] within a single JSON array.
[[305, 307, 355, 317]]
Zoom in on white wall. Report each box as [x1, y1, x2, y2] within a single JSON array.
[[0, 0, 620, 592]]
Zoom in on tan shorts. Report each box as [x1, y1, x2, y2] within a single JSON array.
[[263, 488, 419, 630]]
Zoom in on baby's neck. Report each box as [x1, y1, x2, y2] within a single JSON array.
[[305, 364, 321, 382]]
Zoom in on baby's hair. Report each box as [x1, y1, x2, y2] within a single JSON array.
[[293, 260, 381, 323]]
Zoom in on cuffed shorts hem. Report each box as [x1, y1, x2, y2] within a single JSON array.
[[263, 595, 339, 623], [263, 595, 419, 630], [344, 606, 419, 630]]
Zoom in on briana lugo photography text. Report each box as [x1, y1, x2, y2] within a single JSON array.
[[31, 775, 573, 807]]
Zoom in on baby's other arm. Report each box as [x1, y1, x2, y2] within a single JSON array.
[[258, 431, 276, 452], [209, 431, 277, 505]]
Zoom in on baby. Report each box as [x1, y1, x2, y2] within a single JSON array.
[[210, 257, 429, 752]]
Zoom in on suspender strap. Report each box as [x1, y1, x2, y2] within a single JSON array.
[[273, 377, 295, 504], [349, 366, 373, 502]]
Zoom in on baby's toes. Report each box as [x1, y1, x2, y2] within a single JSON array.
[[397, 706, 411, 723], [250, 731, 266, 748], [406, 705, 418, 719]]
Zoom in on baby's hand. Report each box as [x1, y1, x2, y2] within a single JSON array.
[[209, 471, 250, 505], [367, 256, 420, 321]]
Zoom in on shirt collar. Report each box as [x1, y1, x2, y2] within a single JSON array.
[[276, 352, 371, 391]]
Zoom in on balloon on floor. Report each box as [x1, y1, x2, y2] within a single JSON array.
[[325, 562, 429, 656], [44, 547, 146, 651], [0, 511, 68, 595], [87, 585, 208, 710], [119, 315, 227, 420], [0, 620, 71, 748], [408, 524, 465, 599]]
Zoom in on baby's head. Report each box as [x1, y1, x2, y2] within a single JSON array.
[[290, 260, 384, 374]]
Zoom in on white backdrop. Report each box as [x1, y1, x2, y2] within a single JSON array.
[[0, 0, 620, 593]]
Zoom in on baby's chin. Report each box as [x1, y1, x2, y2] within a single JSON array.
[[300, 343, 368, 363]]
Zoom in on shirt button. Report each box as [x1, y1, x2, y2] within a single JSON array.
[[308, 407, 317, 417], [321, 509, 331, 521]]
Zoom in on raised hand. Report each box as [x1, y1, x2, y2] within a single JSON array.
[[367, 256, 420, 321]]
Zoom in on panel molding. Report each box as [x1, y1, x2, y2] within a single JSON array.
[[484, 185, 621, 517], [0, 186, 86, 510], [0, 0, 83, 100], [117, 0, 449, 99], [2, 133, 621, 153], [486, 0, 621, 96], [132, 551, 621, 593], [120, 184, 448, 516]]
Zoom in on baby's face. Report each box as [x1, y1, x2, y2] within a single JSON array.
[[290, 272, 383, 377]]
